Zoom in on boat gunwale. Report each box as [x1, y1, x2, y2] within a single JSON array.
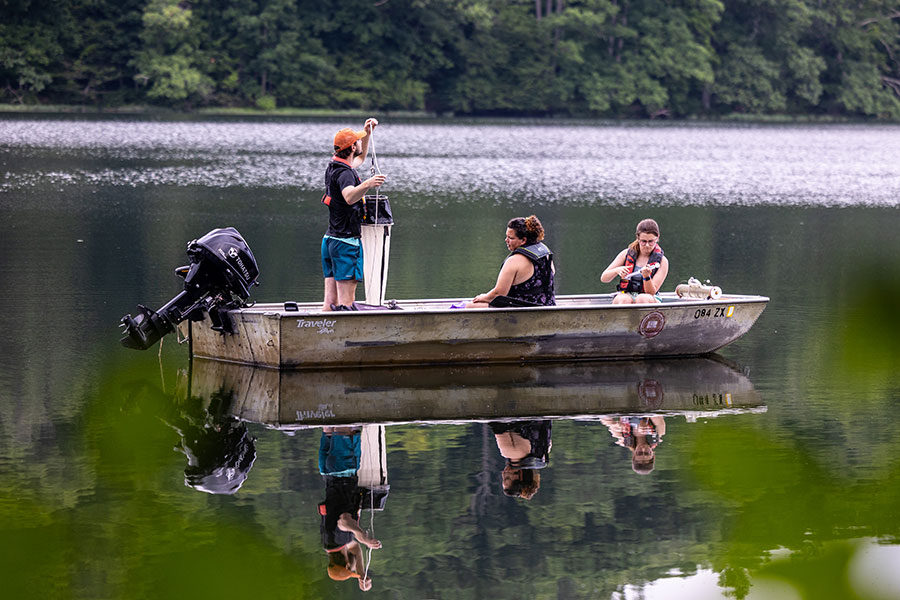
[[257, 406, 770, 431], [238, 292, 770, 317]]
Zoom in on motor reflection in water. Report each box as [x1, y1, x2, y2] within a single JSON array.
[[164, 390, 257, 495], [171, 355, 766, 592]]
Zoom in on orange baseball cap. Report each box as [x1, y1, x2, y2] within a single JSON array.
[[327, 564, 362, 581], [333, 127, 366, 151]]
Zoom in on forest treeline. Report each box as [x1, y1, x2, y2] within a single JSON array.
[[2, 0, 899, 119]]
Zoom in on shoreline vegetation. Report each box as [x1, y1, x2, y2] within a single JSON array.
[[1, 103, 893, 125], [2, 2, 898, 122]]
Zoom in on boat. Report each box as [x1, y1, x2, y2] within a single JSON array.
[[118, 227, 767, 368], [185, 292, 768, 369], [181, 355, 765, 428]]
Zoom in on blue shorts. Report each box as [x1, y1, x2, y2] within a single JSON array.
[[318, 431, 361, 477], [321, 236, 364, 281]]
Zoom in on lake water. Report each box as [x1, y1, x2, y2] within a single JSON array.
[[1, 116, 899, 599]]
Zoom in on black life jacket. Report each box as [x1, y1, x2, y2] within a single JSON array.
[[509, 242, 555, 306], [616, 245, 664, 292], [489, 420, 552, 469], [512, 242, 552, 262]]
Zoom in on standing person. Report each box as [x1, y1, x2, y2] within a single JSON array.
[[321, 119, 386, 311], [600, 218, 669, 304], [466, 215, 555, 308], [318, 427, 382, 591]]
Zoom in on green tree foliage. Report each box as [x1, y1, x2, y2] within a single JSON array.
[[132, 0, 212, 104], [0, 0, 69, 103], [51, 0, 145, 105], [1, 0, 898, 118]]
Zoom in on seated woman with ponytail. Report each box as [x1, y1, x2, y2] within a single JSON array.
[[600, 218, 669, 304], [467, 215, 556, 308]]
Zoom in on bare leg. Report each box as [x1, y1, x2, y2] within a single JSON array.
[[323, 277, 338, 311], [612, 293, 634, 305], [336, 279, 358, 308], [635, 293, 657, 304]]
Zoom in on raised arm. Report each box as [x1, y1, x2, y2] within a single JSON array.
[[342, 118, 384, 204], [350, 118, 379, 168], [337, 513, 382, 549]]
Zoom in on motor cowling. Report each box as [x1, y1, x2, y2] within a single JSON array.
[[119, 227, 259, 350]]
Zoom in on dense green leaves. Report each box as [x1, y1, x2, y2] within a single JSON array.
[[131, 0, 212, 104], [0, 0, 898, 118]]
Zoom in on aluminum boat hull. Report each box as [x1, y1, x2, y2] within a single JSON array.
[[187, 293, 768, 369]]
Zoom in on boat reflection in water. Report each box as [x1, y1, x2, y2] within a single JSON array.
[[172, 356, 765, 592], [182, 355, 764, 428]]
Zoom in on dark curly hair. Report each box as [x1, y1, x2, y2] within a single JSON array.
[[501, 466, 541, 499], [507, 214, 545, 244]]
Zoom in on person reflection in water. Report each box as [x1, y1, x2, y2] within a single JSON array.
[[318, 426, 382, 592], [600, 416, 666, 475], [490, 420, 552, 499]]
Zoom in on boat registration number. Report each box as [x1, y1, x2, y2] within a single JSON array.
[[694, 306, 735, 319], [692, 393, 733, 406]]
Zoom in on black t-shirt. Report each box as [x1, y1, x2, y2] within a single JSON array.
[[324, 159, 363, 238], [320, 475, 362, 550]]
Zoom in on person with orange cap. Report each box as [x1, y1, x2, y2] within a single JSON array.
[[321, 118, 387, 311], [318, 427, 382, 591]]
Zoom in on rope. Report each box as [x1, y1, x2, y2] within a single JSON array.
[[369, 124, 383, 177], [362, 483, 375, 581], [176, 322, 190, 344], [158, 336, 166, 394], [369, 124, 382, 223]]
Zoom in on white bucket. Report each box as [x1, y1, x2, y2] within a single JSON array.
[[358, 424, 389, 511], [361, 223, 392, 306]]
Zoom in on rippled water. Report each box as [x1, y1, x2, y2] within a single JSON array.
[[2, 117, 899, 206], [1, 116, 898, 600]]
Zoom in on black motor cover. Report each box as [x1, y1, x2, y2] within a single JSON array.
[[119, 227, 259, 350], [188, 227, 260, 298]]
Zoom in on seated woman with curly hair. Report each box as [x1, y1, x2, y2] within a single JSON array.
[[467, 215, 556, 308]]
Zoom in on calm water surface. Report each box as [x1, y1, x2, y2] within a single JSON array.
[[1, 116, 899, 599]]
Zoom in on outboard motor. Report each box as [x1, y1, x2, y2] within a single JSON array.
[[119, 227, 259, 350]]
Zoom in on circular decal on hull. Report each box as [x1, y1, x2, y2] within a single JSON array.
[[639, 311, 666, 338], [637, 378, 664, 409]]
